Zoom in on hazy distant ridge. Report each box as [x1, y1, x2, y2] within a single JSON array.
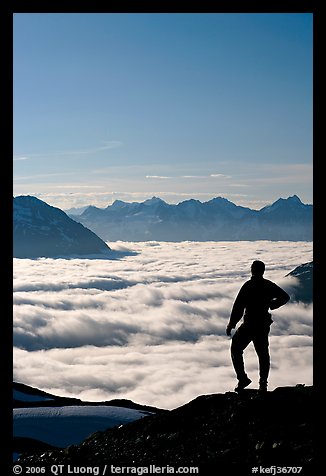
[[69, 195, 312, 242]]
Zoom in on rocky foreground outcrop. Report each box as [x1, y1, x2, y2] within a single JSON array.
[[18, 385, 313, 473]]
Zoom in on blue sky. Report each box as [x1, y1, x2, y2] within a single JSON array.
[[13, 13, 313, 210]]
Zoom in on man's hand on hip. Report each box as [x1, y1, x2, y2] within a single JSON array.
[[226, 324, 233, 336]]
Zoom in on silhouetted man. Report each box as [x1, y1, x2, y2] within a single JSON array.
[[226, 260, 290, 392]]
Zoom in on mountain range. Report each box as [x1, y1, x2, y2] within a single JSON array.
[[68, 195, 313, 242], [13, 195, 110, 258], [13, 195, 313, 258]]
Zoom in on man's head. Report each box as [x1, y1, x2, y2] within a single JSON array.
[[251, 260, 265, 277]]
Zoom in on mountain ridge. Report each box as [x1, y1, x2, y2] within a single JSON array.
[[68, 195, 312, 242], [67, 194, 310, 214], [13, 382, 164, 413]]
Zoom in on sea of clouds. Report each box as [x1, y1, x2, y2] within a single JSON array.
[[13, 241, 313, 409]]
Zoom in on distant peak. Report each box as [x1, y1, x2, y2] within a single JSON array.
[[287, 195, 302, 203], [150, 196, 164, 201], [110, 200, 127, 209], [208, 196, 232, 204], [181, 198, 201, 204], [143, 197, 166, 205], [275, 195, 303, 204], [262, 195, 305, 211], [14, 195, 43, 204]]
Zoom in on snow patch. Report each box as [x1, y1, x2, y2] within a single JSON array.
[[13, 405, 152, 448]]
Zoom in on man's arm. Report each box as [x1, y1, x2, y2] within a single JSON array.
[[226, 285, 246, 335], [269, 283, 290, 310]]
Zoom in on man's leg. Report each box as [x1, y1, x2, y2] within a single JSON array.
[[253, 329, 270, 391], [231, 324, 252, 389]]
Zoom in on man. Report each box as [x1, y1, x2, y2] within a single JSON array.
[[226, 260, 290, 392]]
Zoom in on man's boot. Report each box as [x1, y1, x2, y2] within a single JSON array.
[[234, 375, 252, 392]]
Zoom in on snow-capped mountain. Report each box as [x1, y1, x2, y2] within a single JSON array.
[[13, 195, 110, 258], [69, 195, 312, 242]]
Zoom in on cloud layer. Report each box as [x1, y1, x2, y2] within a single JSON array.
[[13, 241, 313, 409]]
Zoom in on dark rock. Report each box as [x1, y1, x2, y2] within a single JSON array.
[[286, 262, 313, 303], [18, 386, 314, 472]]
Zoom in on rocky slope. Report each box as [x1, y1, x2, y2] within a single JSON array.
[[18, 385, 313, 473]]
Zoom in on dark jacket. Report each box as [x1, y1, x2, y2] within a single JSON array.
[[229, 276, 290, 329]]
